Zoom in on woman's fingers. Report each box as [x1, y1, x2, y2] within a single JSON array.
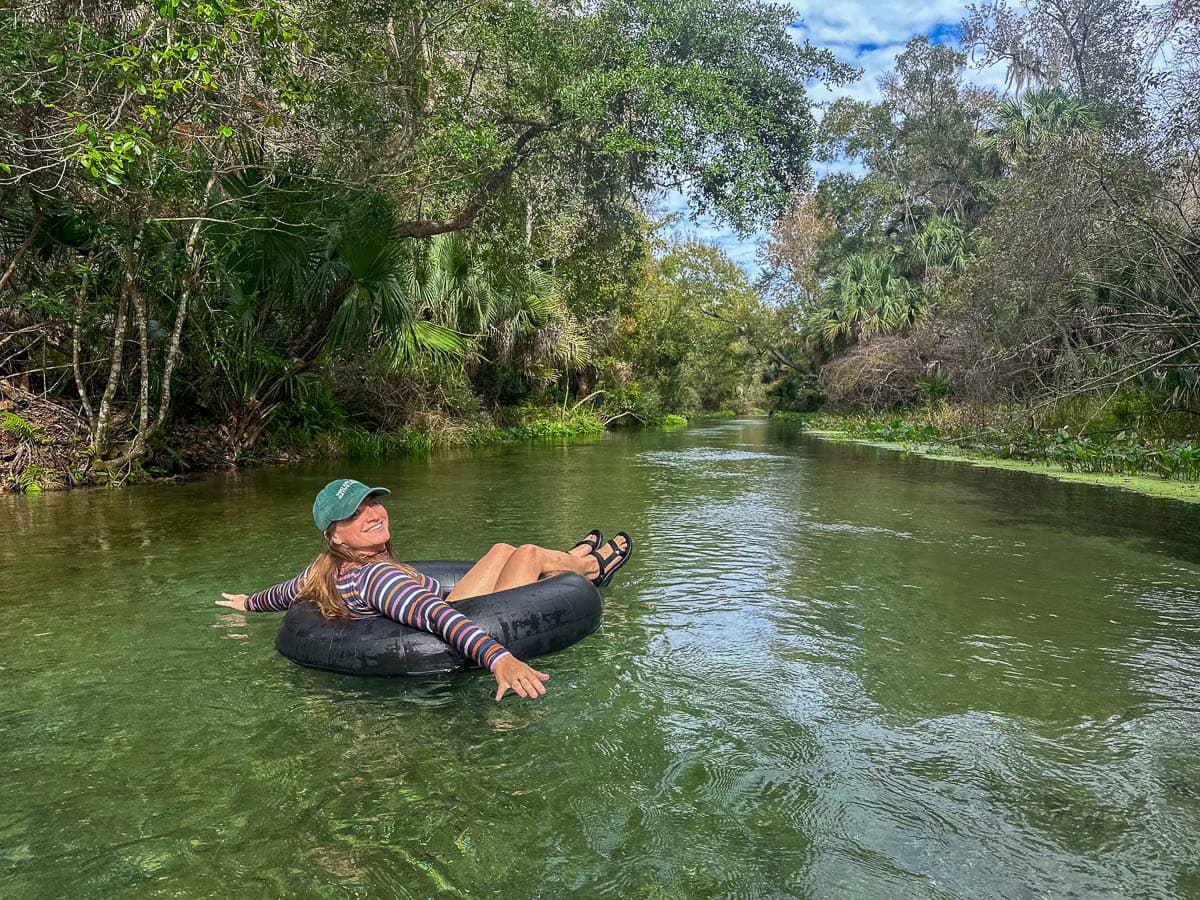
[[514, 671, 547, 698], [513, 680, 530, 699], [493, 659, 550, 701]]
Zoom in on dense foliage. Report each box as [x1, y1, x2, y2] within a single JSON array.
[[0, 0, 847, 487], [7, 0, 1198, 491], [762, 0, 1200, 450]]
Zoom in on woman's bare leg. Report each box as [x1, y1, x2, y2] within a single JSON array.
[[446, 543, 518, 602], [447, 542, 601, 602], [491, 544, 598, 592]]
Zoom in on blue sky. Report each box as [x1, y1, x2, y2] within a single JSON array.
[[658, 1, 1008, 278]]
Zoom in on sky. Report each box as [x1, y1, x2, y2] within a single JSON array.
[[658, 0, 1009, 278]]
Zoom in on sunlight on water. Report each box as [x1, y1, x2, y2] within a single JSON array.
[[3, 419, 1200, 897]]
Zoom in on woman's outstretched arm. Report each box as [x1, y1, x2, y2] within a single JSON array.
[[217, 566, 312, 612]]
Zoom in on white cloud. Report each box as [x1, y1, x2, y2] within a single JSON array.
[[662, 2, 1007, 279], [790, 0, 967, 49]]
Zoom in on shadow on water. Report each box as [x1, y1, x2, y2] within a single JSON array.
[[2, 419, 1200, 897]]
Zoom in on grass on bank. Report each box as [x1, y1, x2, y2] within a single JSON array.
[[262, 407, 690, 464], [774, 406, 1200, 482], [4, 403, 695, 492]]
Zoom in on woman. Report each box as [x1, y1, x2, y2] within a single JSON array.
[[217, 478, 633, 701]]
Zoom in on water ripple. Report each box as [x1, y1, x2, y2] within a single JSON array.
[[5, 420, 1200, 898]]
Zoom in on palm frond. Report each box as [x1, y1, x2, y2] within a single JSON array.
[[388, 320, 469, 367]]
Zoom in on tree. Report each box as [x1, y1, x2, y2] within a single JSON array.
[[616, 239, 772, 416], [820, 37, 994, 234], [0, 0, 851, 477], [982, 88, 1100, 167], [759, 192, 835, 309], [805, 252, 916, 353], [963, 0, 1148, 133]]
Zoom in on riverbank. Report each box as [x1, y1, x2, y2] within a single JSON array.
[[779, 411, 1200, 505], [1, 384, 689, 493]]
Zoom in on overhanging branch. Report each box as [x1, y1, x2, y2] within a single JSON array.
[[701, 306, 809, 374], [394, 123, 555, 238]]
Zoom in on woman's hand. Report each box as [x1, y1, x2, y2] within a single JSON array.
[[216, 593, 249, 611], [492, 655, 549, 701]]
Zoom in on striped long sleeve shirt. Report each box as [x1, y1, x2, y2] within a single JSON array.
[[245, 561, 511, 672]]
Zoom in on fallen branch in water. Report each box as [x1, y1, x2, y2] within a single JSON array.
[[601, 409, 646, 427]]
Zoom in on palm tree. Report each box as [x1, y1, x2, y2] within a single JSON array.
[[327, 224, 467, 367], [983, 88, 1100, 166], [830, 252, 915, 340], [194, 169, 468, 460], [406, 234, 589, 394], [912, 215, 970, 277], [802, 252, 918, 355]]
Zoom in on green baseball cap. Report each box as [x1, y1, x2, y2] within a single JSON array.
[[312, 478, 390, 532]]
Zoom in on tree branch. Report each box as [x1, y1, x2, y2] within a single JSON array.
[[393, 123, 555, 238]]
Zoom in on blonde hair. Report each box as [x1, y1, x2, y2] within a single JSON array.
[[298, 525, 421, 619]]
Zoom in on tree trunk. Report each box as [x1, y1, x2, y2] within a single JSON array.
[[130, 279, 151, 458], [0, 207, 43, 294], [394, 123, 554, 238], [72, 260, 96, 427], [91, 237, 138, 456], [152, 175, 215, 435], [98, 178, 217, 469]]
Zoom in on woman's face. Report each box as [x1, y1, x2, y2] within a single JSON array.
[[331, 496, 390, 553]]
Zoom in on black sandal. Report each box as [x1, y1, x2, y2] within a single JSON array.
[[589, 532, 632, 587], [569, 529, 603, 555]]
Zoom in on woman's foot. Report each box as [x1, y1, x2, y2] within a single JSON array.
[[589, 532, 632, 587], [568, 529, 603, 559]]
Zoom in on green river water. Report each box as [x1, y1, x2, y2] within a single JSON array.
[[2, 418, 1199, 898]]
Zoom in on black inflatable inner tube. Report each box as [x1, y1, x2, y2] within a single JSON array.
[[275, 560, 603, 676]]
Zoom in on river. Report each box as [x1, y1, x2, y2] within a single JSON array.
[[2, 418, 1199, 897]]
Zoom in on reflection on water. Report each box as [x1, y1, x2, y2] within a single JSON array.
[[3, 420, 1200, 897]]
